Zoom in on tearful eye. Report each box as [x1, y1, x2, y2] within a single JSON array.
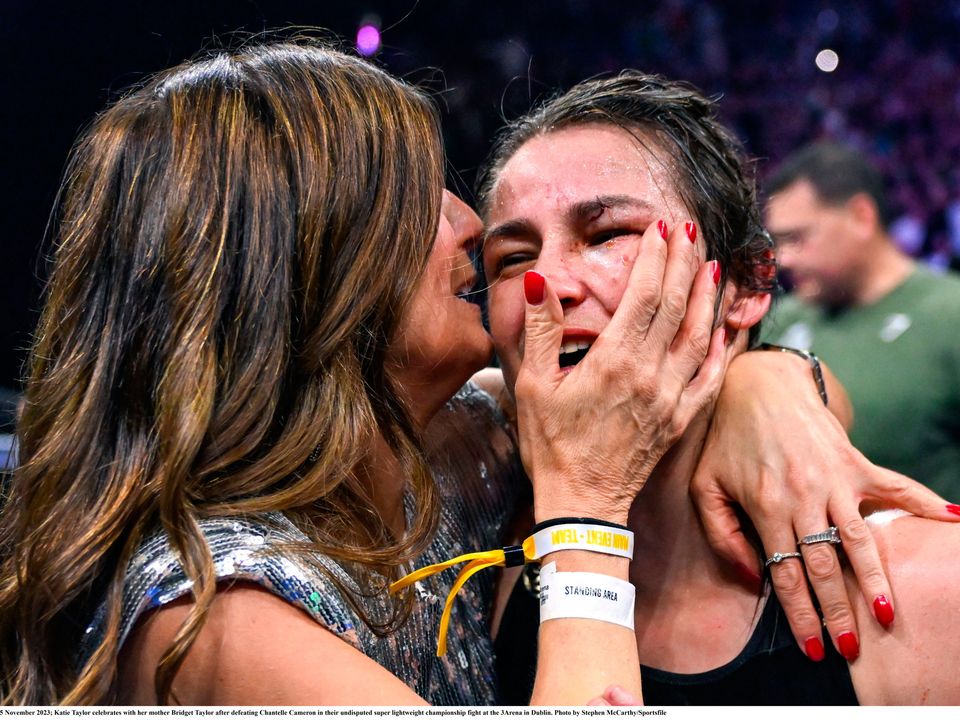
[[590, 229, 635, 245]]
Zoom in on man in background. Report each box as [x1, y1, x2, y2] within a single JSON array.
[[763, 142, 960, 500]]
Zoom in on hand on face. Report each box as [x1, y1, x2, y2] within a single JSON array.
[[483, 126, 729, 522]]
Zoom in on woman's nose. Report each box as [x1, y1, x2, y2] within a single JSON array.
[[534, 244, 587, 307], [442, 190, 483, 246]]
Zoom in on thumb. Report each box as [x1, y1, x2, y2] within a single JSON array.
[[520, 271, 564, 382]]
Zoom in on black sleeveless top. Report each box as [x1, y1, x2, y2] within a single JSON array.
[[495, 567, 859, 705]]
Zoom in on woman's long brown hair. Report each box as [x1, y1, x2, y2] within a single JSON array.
[[0, 41, 445, 704]]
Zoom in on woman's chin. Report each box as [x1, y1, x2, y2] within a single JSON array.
[[391, 329, 494, 420]]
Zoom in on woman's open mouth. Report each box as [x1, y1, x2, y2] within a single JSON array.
[[559, 338, 594, 368]]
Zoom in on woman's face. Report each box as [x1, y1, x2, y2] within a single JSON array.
[[483, 124, 701, 391], [389, 190, 493, 416]]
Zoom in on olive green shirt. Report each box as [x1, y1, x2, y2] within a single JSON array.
[[761, 267, 960, 499]]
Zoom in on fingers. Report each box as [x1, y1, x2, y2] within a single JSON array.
[[794, 513, 862, 662], [828, 493, 894, 633], [517, 271, 566, 390], [857, 464, 960, 522], [595, 685, 642, 706], [603, 218, 670, 344], [646, 221, 704, 347], [760, 529, 828, 663], [691, 475, 763, 591]]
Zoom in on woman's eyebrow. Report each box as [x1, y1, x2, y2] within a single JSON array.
[[483, 194, 654, 245], [483, 218, 532, 244], [570, 194, 655, 223]]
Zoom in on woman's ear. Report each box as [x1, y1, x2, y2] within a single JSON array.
[[722, 283, 772, 331]]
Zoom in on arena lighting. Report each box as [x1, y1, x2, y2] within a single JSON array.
[[356, 24, 381, 56], [815, 48, 839, 73], [817, 9, 840, 32]]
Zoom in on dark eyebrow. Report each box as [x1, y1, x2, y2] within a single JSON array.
[[569, 194, 656, 223], [484, 194, 656, 245], [483, 219, 533, 245]]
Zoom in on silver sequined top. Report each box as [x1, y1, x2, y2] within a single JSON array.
[[80, 383, 522, 705]]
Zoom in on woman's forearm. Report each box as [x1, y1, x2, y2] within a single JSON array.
[[529, 551, 641, 705]]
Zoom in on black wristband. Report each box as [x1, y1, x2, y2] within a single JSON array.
[[501, 545, 526, 568], [530, 516, 631, 534], [758, 343, 829, 406]]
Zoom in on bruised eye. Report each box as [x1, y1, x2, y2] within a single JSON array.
[[590, 229, 636, 245]]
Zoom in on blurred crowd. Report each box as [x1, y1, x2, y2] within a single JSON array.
[[380, 0, 960, 271]]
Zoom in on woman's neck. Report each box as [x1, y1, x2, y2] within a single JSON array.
[[355, 435, 408, 539], [628, 414, 720, 587], [627, 414, 765, 673]]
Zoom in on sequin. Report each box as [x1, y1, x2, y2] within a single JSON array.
[[79, 382, 523, 705]]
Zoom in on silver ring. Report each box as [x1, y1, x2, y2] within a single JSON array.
[[765, 551, 803, 567], [798, 526, 842, 546]]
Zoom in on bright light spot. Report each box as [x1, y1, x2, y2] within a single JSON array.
[[356, 25, 381, 56], [816, 49, 839, 73]]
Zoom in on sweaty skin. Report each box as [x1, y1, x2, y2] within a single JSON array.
[[483, 124, 703, 391]]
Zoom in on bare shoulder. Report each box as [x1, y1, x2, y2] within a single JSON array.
[[848, 512, 960, 704], [118, 582, 425, 705]]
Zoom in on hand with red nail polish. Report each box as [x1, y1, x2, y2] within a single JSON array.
[[523, 271, 545, 305], [804, 636, 826, 662], [873, 595, 894, 627], [837, 631, 860, 662]]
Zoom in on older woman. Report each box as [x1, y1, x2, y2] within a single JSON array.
[[480, 72, 960, 704]]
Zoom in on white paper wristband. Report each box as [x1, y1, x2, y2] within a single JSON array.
[[538, 561, 636, 630], [528, 523, 634, 560]]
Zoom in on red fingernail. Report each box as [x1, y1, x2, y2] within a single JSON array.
[[524, 271, 545, 305], [837, 631, 860, 662], [733, 562, 762, 592], [685, 221, 697, 243], [873, 594, 894, 627], [711, 260, 721, 285], [947, 503, 960, 516], [657, 219, 668, 240], [804, 636, 825, 662]]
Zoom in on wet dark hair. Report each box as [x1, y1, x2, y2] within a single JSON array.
[[767, 141, 892, 229], [478, 71, 775, 309]]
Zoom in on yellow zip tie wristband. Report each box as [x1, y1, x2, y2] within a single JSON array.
[[389, 522, 634, 656], [389, 542, 534, 656]]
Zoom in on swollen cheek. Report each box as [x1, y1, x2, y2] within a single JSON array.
[[581, 246, 635, 288]]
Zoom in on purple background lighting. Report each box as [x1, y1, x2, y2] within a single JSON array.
[[356, 25, 381, 56]]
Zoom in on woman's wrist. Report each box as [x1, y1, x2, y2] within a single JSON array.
[[532, 476, 634, 527], [534, 501, 632, 528]]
